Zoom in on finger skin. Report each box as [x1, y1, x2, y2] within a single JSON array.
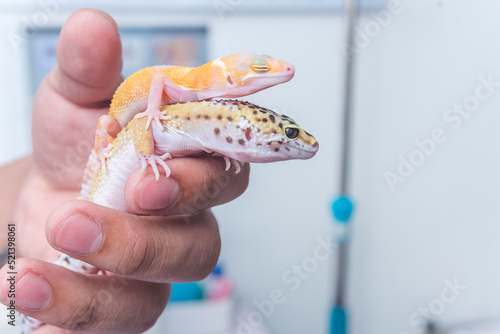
[[125, 155, 250, 215], [33, 325, 73, 334], [53, 8, 122, 107], [45, 201, 221, 283], [0, 259, 169, 334], [34, 325, 76, 334], [32, 8, 122, 188]]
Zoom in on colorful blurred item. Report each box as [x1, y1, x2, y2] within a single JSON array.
[[165, 265, 234, 334]]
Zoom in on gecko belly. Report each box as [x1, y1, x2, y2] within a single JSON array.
[[90, 139, 141, 212]]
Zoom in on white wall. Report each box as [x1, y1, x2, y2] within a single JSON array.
[[2, 1, 500, 334], [349, 1, 500, 333]]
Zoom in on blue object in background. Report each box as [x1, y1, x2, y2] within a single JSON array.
[[332, 196, 354, 224], [211, 263, 223, 276], [169, 282, 203, 303], [331, 307, 347, 334]]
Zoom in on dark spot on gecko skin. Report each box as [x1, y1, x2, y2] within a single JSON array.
[[204, 115, 210, 120], [226, 137, 233, 143], [274, 148, 280, 152], [227, 116, 233, 121], [272, 129, 277, 134], [186, 116, 191, 120], [278, 123, 283, 129], [214, 128, 220, 135], [217, 115, 223, 120], [262, 118, 268, 123], [267, 141, 273, 145], [269, 115, 275, 123], [238, 139, 245, 145], [259, 108, 268, 114], [285, 147, 290, 151], [253, 110, 258, 115], [196, 114, 201, 119]]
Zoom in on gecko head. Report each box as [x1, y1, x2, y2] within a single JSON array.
[[233, 101, 319, 162], [210, 53, 295, 97]]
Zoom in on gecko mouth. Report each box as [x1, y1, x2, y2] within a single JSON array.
[[285, 144, 319, 154], [269, 141, 319, 155]]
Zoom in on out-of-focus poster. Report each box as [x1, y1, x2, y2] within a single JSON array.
[[28, 27, 207, 95]]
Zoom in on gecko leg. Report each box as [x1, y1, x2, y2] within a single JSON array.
[[93, 115, 121, 171], [130, 117, 173, 180], [82, 115, 122, 199], [134, 75, 200, 129]]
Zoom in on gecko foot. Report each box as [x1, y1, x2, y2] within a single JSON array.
[[140, 153, 173, 180], [213, 153, 244, 174], [95, 143, 114, 172], [134, 107, 171, 129]]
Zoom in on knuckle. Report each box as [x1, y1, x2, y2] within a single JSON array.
[[116, 234, 157, 278], [58, 296, 99, 331]]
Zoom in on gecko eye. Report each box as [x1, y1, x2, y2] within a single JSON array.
[[284, 126, 300, 140], [251, 59, 270, 73]]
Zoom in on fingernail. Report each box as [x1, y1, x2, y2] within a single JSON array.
[[55, 213, 103, 255], [16, 272, 52, 311], [138, 175, 180, 210]]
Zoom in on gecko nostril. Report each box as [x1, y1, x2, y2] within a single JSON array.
[[287, 67, 291, 71]]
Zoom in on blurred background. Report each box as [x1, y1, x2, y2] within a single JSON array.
[[1, 0, 500, 333]]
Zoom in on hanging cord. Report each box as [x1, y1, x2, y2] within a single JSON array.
[[330, 0, 359, 333]]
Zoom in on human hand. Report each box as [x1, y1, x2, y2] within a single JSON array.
[[0, 8, 249, 333]]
